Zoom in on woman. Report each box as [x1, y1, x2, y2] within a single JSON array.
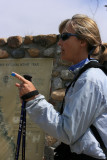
[[13, 14, 107, 159]]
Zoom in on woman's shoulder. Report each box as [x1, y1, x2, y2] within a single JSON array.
[[78, 67, 107, 89], [84, 67, 106, 80]]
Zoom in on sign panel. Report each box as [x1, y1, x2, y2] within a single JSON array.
[[0, 58, 53, 160]]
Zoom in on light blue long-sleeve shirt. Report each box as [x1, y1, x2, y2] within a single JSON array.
[[26, 59, 107, 159]]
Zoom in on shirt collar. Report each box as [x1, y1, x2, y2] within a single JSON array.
[[69, 58, 89, 72]]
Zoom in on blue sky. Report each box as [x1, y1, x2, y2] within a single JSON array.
[[0, 0, 107, 42]]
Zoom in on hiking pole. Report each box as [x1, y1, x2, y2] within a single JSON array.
[[13, 74, 32, 160], [15, 101, 26, 160]]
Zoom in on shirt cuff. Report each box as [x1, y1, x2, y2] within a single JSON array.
[[26, 94, 45, 108]]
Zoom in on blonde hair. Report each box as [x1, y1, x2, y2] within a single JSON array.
[[59, 14, 106, 63]]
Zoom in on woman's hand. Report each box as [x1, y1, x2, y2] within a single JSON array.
[[12, 72, 37, 101]]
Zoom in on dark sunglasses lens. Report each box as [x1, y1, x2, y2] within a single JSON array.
[[61, 34, 69, 41]]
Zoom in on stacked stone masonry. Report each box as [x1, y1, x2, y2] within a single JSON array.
[[0, 34, 74, 160]]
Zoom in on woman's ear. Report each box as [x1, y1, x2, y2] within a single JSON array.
[[80, 40, 87, 47]]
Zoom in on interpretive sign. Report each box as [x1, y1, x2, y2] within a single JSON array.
[[0, 58, 53, 160]]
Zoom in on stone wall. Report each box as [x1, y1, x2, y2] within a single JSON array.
[[0, 34, 74, 160], [0, 34, 74, 108]]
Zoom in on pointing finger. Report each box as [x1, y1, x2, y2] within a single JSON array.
[[11, 72, 27, 83]]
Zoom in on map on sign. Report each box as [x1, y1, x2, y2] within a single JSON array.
[[0, 58, 53, 160]]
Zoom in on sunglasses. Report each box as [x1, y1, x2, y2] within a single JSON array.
[[58, 32, 77, 41]]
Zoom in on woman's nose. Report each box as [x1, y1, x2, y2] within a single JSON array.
[[57, 39, 62, 46]]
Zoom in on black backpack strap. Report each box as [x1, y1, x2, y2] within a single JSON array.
[[60, 61, 103, 114], [60, 61, 106, 114], [90, 125, 107, 159], [72, 61, 106, 87]]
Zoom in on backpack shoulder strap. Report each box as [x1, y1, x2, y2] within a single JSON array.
[[90, 125, 107, 159], [60, 61, 105, 114], [72, 61, 106, 87]]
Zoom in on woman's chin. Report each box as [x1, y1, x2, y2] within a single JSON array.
[[60, 57, 73, 64]]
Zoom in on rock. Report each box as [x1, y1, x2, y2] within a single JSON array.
[[58, 58, 72, 66], [11, 49, 25, 58], [27, 48, 40, 57], [43, 48, 55, 57], [52, 71, 60, 77], [45, 135, 57, 146], [51, 89, 65, 101], [45, 34, 57, 46], [7, 36, 23, 48], [0, 38, 7, 46], [24, 36, 33, 44], [61, 70, 74, 80], [33, 34, 57, 47], [56, 46, 61, 55], [44, 146, 54, 160], [0, 49, 9, 58], [53, 77, 62, 90]]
